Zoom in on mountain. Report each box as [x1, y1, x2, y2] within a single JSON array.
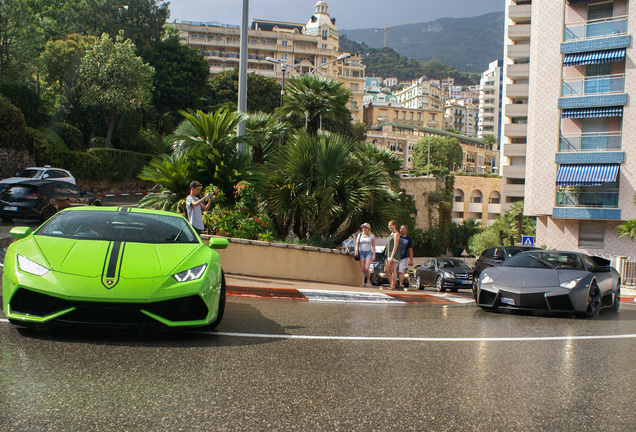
[[341, 12, 505, 73]]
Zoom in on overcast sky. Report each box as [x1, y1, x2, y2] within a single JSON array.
[[166, 0, 505, 30]]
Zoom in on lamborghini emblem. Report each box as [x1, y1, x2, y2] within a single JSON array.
[[102, 241, 125, 289]]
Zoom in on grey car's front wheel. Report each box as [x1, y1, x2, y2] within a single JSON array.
[[436, 276, 446, 292], [416, 275, 422, 290], [577, 282, 601, 318]]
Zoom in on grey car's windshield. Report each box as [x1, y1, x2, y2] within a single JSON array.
[[501, 251, 583, 270], [37, 210, 199, 244]]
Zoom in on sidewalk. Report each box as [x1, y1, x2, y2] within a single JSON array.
[[225, 274, 636, 304]]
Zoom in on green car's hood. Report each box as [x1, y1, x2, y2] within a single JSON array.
[[32, 236, 203, 278]]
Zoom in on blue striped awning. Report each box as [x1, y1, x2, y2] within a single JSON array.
[[561, 106, 623, 118], [556, 164, 619, 186], [563, 49, 625, 66], [567, 0, 599, 4]]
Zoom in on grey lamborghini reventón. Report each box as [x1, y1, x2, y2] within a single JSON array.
[[475, 250, 621, 318]]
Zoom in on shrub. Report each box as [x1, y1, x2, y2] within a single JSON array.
[[0, 83, 45, 127], [89, 137, 106, 148], [50, 122, 83, 151], [0, 96, 27, 150], [87, 148, 155, 181]]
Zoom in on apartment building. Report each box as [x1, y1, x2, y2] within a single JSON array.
[[173, 1, 365, 122], [478, 59, 503, 141], [500, 0, 532, 211], [394, 77, 446, 112], [525, 0, 635, 256], [444, 99, 479, 137]]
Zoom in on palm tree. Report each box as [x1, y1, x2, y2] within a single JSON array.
[[138, 153, 192, 213], [245, 111, 290, 164], [617, 193, 636, 240], [279, 74, 351, 136], [256, 131, 401, 243]]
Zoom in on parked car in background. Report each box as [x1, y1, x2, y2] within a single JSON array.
[[0, 180, 101, 222], [0, 166, 75, 191], [472, 245, 541, 298], [410, 258, 473, 292], [369, 247, 409, 288], [475, 250, 621, 318]]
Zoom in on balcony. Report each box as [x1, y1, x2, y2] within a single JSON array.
[[503, 143, 527, 157], [555, 188, 619, 208], [559, 132, 621, 152], [502, 165, 526, 178], [452, 202, 464, 212], [507, 44, 531, 60], [508, 4, 531, 22], [505, 83, 529, 98], [506, 64, 529, 79], [502, 183, 525, 197], [563, 16, 627, 42], [507, 24, 531, 41], [503, 123, 527, 137], [561, 74, 625, 97], [505, 103, 528, 118]]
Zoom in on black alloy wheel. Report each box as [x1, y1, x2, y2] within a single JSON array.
[[40, 206, 56, 221], [577, 282, 601, 318], [611, 283, 621, 312], [436, 276, 446, 292]]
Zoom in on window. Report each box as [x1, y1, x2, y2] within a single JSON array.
[[281, 40, 288, 46], [321, 57, 326, 64], [588, 3, 613, 20], [321, 29, 328, 40], [281, 54, 287, 61], [579, 221, 605, 248]]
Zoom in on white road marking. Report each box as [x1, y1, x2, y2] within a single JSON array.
[[2, 318, 635, 342], [427, 293, 475, 304], [298, 289, 404, 303]]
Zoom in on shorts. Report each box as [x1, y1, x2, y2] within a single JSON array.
[[398, 258, 410, 274], [359, 250, 374, 259]]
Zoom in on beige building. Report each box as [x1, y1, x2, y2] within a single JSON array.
[[525, 0, 635, 257], [452, 176, 503, 227], [394, 77, 446, 112], [444, 99, 479, 137], [173, 1, 365, 122], [500, 0, 532, 211]]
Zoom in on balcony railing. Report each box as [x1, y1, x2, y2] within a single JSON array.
[[559, 132, 622, 152], [564, 16, 627, 41], [555, 188, 619, 208], [561, 74, 625, 97]]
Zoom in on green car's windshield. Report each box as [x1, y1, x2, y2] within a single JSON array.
[[37, 210, 199, 244]]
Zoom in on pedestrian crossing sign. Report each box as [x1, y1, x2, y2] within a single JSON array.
[[522, 236, 534, 246]]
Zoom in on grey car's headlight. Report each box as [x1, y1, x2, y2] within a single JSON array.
[[559, 277, 581, 289], [17, 255, 50, 276], [442, 271, 454, 278], [172, 264, 207, 282], [481, 275, 494, 284]]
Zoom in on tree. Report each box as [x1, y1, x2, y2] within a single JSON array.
[[617, 194, 636, 240], [482, 134, 498, 151], [256, 131, 402, 243], [39, 34, 97, 108], [80, 31, 154, 148], [411, 136, 463, 173], [0, 0, 44, 83], [203, 68, 280, 114], [147, 36, 210, 134], [279, 74, 351, 136]]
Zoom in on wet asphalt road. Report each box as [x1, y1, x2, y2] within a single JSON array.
[[1, 296, 635, 431]]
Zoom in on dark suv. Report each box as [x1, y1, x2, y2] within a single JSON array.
[[0, 180, 101, 222], [472, 245, 541, 298]]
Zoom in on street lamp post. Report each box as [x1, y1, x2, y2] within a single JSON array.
[[309, 53, 351, 75]]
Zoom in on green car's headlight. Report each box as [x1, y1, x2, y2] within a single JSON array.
[[17, 255, 50, 276], [559, 277, 581, 289], [172, 264, 207, 282]]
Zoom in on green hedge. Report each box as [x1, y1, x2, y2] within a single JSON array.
[[0, 96, 27, 150], [87, 148, 155, 181]]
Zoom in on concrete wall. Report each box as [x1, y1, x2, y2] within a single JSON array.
[[207, 237, 362, 286]]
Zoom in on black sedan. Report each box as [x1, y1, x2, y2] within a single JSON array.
[[0, 180, 102, 222], [475, 250, 621, 318], [410, 258, 473, 292]]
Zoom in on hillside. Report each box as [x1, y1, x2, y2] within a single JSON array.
[[341, 12, 505, 73]]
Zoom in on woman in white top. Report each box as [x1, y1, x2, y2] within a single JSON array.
[[354, 222, 376, 287]]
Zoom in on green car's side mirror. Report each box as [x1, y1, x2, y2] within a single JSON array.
[[10, 226, 32, 239], [209, 237, 229, 250]]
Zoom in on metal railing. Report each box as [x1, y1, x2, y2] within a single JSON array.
[[559, 132, 622, 152], [564, 16, 627, 41]]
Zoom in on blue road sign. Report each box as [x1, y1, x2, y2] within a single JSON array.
[[522, 236, 534, 246]]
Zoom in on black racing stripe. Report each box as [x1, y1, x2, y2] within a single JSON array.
[[106, 241, 122, 278]]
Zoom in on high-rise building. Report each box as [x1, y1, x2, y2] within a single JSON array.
[[500, 0, 532, 212], [478, 59, 503, 142], [525, 0, 635, 256]]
